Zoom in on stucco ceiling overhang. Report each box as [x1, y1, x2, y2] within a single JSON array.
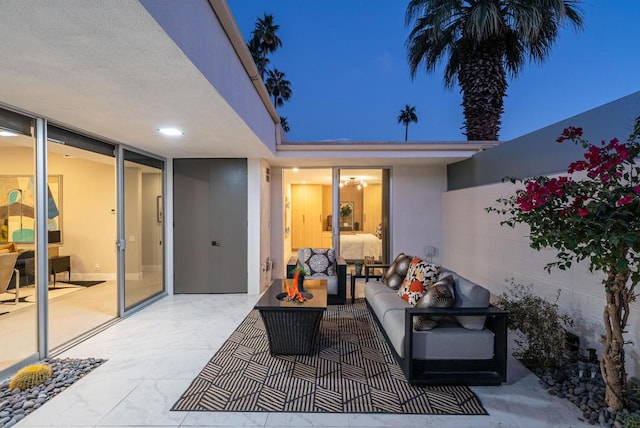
[[0, 1, 499, 168], [0, 0, 274, 159]]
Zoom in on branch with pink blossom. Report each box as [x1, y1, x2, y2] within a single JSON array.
[[487, 117, 640, 410]]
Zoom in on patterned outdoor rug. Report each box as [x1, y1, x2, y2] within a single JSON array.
[[172, 300, 487, 415]]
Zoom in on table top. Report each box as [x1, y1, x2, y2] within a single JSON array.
[[255, 278, 327, 310]]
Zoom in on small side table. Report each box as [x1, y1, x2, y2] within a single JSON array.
[[350, 268, 383, 304], [49, 255, 71, 286]]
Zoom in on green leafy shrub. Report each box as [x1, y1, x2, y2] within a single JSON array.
[[624, 414, 640, 428], [496, 280, 574, 370]]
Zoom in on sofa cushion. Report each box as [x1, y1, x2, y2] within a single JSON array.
[[369, 292, 410, 324], [413, 275, 455, 330], [382, 253, 412, 290], [397, 258, 439, 306], [383, 311, 494, 360], [364, 279, 396, 301], [298, 248, 335, 276], [451, 274, 490, 330]]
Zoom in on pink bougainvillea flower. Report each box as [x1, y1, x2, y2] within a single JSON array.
[[577, 208, 589, 217], [556, 126, 583, 143], [633, 186, 640, 193], [616, 195, 635, 207]]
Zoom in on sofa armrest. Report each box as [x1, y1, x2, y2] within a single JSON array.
[[403, 305, 508, 366]]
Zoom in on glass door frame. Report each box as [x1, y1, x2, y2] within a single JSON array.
[[331, 167, 391, 264], [116, 145, 167, 317]]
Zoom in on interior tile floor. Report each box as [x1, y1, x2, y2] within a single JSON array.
[[9, 285, 591, 428]]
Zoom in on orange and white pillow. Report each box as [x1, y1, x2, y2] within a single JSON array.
[[396, 257, 440, 305]]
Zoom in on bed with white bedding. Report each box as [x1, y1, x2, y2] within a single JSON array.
[[339, 233, 382, 261]]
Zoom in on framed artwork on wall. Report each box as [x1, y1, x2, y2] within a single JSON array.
[[0, 175, 62, 243]]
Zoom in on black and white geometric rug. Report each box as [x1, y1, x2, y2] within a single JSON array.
[[172, 300, 487, 415]]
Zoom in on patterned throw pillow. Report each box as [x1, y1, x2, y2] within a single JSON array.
[[396, 258, 440, 305], [298, 248, 336, 276], [413, 275, 455, 331], [382, 253, 413, 290]]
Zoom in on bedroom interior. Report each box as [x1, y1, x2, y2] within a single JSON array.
[[0, 127, 164, 373], [282, 167, 387, 281]]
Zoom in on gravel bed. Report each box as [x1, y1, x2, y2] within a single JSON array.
[[533, 361, 640, 427], [0, 358, 105, 428]]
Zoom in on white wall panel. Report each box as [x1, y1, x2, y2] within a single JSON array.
[[442, 181, 640, 378], [392, 166, 446, 263]]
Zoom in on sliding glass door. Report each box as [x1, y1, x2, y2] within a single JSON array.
[[337, 168, 389, 264], [122, 150, 164, 311], [46, 126, 117, 351], [0, 109, 38, 374]]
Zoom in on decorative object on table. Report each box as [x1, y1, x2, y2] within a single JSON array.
[[292, 265, 306, 291], [353, 260, 363, 276]]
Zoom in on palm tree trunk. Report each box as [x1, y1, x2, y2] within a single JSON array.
[[405, 125, 408, 141], [261, 46, 267, 80], [458, 39, 506, 141], [601, 267, 632, 410]]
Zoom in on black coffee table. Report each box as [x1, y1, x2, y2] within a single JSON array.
[[254, 278, 327, 355]]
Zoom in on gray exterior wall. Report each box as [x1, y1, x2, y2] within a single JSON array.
[[448, 91, 640, 190], [140, 0, 277, 151]]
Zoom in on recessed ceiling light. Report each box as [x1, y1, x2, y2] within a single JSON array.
[[0, 130, 18, 137], [292, 167, 299, 172], [157, 127, 183, 136]]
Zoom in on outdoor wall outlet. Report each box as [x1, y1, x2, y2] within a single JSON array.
[[95, 264, 100, 271]]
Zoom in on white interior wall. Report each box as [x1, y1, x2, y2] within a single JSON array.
[[391, 165, 447, 263], [259, 159, 271, 291], [247, 158, 261, 295], [124, 166, 142, 279], [442, 181, 640, 378], [2, 146, 118, 280], [269, 166, 285, 281], [141, 172, 162, 270]]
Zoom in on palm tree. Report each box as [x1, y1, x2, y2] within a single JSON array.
[[265, 69, 292, 109], [406, 0, 583, 141], [250, 13, 282, 80], [280, 116, 290, 133], [247, 37, 269, 78], [397, 105, 418, 141]]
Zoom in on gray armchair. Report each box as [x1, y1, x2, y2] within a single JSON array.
[[287, 248, 346, 305]]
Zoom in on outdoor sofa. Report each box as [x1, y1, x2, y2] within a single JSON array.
[[364, 254, 508, 386]]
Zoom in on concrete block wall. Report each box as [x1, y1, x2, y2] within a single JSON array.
[[442, 179, 640, 378]]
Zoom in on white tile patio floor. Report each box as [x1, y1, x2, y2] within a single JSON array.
[[14, 293, 591, 428]]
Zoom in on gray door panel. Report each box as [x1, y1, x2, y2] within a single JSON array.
[[174, 159, 247, 293]]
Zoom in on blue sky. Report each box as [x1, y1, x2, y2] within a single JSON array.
[[227, 1, 640, 142]]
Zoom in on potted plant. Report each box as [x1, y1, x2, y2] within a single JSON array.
[[354, 261, 363, 276]]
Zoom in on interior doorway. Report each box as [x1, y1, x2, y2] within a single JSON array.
[[282, 167, 390, 280]]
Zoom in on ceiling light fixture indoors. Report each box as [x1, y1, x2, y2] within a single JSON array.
[[339, 177, 367, 190], [157, 127, 184, 136]]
